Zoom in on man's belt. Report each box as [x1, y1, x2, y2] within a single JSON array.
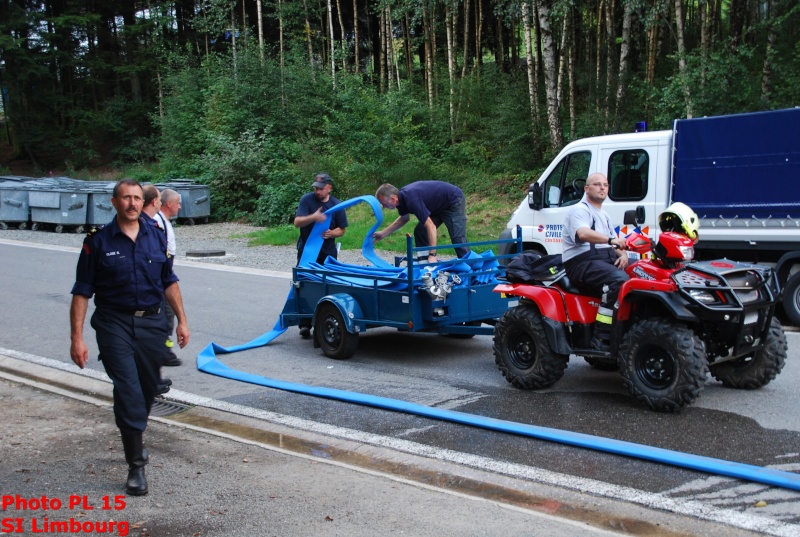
[[108, 306, 161, 317], [132, 306, 161, 317]]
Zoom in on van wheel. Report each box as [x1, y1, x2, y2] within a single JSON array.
[[710, 317, 787, 389], [493, 304, 569, 389], [314, 303, 358, 360], [618, 319, 708, 412], [781, 273, 800, 326]]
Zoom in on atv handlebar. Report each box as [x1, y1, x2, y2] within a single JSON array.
[[626, 233, 655, 255]]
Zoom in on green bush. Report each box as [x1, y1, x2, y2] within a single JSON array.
[[253, 175, 307, 226]]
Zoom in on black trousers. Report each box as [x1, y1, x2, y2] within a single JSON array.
[[413, 196, 470, 258], [564, 248, 629, 339], [91, 307, 168, 433]]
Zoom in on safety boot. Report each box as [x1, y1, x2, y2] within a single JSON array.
[[121, 432, 148, 496]]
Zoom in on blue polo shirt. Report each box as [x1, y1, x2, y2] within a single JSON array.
[[296, 192, 348, 261], [71, 216, 178, 310], [397, 181, 463, 223]]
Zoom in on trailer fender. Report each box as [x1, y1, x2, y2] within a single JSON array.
[[315, 294, 366, 334]]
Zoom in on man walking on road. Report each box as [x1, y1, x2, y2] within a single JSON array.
[[69, 178, 190, 496], [140, 185, 176, 392], [154, 189, 182, 366]]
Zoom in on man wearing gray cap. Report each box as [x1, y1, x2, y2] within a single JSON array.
[[293, 173, 348, 338]]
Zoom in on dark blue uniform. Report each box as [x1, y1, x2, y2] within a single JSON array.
[[71, 216, 178, 433], [295, 192, 348, 264], [397, 181, 469, 258]]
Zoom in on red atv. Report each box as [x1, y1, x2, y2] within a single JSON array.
[[493, 210, 788, 412]]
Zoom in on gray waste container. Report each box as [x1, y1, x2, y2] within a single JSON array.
[[84, 182, 117, 226], [0, 180, 32, 229], [28, 184, 89, 233], [159, 180, 211, 224]]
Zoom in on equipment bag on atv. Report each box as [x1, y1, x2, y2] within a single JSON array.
[[505, 252, 564, 283]]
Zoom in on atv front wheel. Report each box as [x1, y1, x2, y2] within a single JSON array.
[[709, 317, 787, 389], [493, 304, 569, 390], [618, 319, 708, 412]]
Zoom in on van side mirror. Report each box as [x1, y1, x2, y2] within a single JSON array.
[[528, 182, 542, 211], [624, 206, 646, 226]]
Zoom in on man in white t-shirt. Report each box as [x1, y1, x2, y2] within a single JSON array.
[[155, 189, 182, 366], [562, 173, 629, 351]]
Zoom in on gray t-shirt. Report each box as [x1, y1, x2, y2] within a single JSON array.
[[562, 197, 615, 262]]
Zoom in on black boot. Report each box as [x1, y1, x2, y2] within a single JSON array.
[[121, 432, 149, 496]]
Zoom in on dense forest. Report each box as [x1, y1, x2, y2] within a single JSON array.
[[1, 0, 798, 223]]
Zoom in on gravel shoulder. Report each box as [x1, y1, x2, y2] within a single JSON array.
[[0, 222, 400, 272]]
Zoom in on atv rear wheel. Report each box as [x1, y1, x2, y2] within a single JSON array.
[[493, 304, 569, 390], [709, 317, 787, 389], [618, 319, 708, 412]]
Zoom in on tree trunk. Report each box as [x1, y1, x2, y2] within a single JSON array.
[[335, 0, 347, 70], [327, 0, 336, 88], [537, 0, 564, 150], [404, 8, 412, 80], [423, 3, 434, 107], [604, 0, 615, 131], [302, 0, 314, 69], [761, 0, 778, 103], [461, 0, 470, 79], [729, 0, 745, 49], [568, 24, 575, 139], [556, 15, 567, 109], [646, 1, 658, 86], [595, 0, 604, 110], [674, 0, 692, 117], [445, 1, 456, 142], [496, 17, 505, 71], [522, 0, 538, 137], [388, 6, 401, 89], [379, 9, 386, 92], [278, 0, 286, 107], [475, 0, 483, 69], [256, 0, 264, 62], [353, 0, 359, 72], [613, 0, 633, 131]]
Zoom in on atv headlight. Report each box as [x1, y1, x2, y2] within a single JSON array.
[[679, 245, 694, 260], [687, 289, 722, 304]]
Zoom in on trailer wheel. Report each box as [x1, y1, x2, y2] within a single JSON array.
[[31, 222, 40, 231], [618, 319, 708, 412], [493, 304, 568, 389], [710, 317, 787, 389], [0, 222, 7, 230], [781, 273, 800, 326], [54, 224, 64, 233], [314, 303, 358, 360], [18, 222, 27, 230]]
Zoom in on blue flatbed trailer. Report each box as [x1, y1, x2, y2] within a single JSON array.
[[280, 235, 522, 359]]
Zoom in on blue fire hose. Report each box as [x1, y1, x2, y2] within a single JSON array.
[[196, 195, 800, 492]]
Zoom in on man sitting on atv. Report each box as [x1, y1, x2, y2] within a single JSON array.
[[562, 172, 630, 352]]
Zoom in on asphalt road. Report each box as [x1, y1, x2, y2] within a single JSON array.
[[2, 239, 799, 536]]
